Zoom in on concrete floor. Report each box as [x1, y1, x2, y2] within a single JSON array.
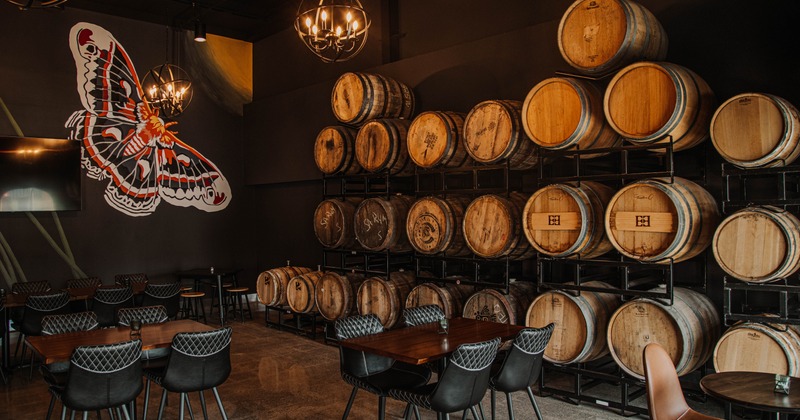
[[0, 305, 727, 419]]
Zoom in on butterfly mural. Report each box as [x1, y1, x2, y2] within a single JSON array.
[[65, 22, 231, 217]]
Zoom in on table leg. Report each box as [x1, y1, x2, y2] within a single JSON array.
[[724, 402, 731, 420], [216, 274, 225, 326], [2, 306, 8, 374]]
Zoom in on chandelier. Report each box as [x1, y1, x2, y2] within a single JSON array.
[[295, 0, 370, 63], [4, 0, 66, 9], [141, 64, 193, 119]]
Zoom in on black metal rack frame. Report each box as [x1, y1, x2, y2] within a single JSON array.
[[264, 305, 323, 339]]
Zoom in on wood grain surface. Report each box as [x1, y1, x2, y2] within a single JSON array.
[[256, 266, 313, 306], [313, 125, 361, 175], [463, 99, 539, 169]]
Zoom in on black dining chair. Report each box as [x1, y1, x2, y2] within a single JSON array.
[[115, 273, 149, 306], [47, 339, 143, 420], [336, 314, 432, 420], [9, 280, 52, 327], [65, 277, 102, 289], [141, 282, 183, 319], [16, 291, 71, 374], [488, 323, 554, 420], [403, 305, 445, 327], [389, 337, 501, 420], [117, 305, 169, 327], [142, 327, 233, 420], [92, 286, 134, 328]]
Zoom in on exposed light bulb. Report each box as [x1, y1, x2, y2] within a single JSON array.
[[353, 20, 359, 31], [336, 26, 342, 36], [321, 10, 327, 21], [346, 11, 352, 22], [305, 17, 312, 28]]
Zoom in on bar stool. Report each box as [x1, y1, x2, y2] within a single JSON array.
[[181, 291, 207, 323], [225, 287, 253, 322], [209, 282, 233, 318], [177, 286, 193, 319]]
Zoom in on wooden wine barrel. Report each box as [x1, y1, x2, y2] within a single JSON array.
[[331, 72, 415, 126], [557, 0, 668, 75], [407, 111, 470, 168], [357, 271, 417, 328], [354, 195, 414, 252], [604, 177, 720, 263], [526, 281, 622, 364], [405, 281, 474, 319], [256, 266, 313, 306], [314, 271, 367, 321], [604, 61, 716, 152], [522, 77, 621, 157], [714, 320, 800, 376], [286, 271, 324, 314], [406, 195, 471, 256], [606, 286, 721, 379], [355, 118, 415, 176], [712, 206, 800, 283], [463, 100, 540, 169], [710, 93, 800, 168], [313, 126, 361, 175], [463, 193, 535, 259], [313, 198, 363, 249], [522, 181, 614, 259], [462, 282, 538, 325]]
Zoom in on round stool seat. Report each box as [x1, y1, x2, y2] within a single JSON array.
[[180, 286, 193, 292], [226, 287, 248, 293], [181, 291, 205, 298]]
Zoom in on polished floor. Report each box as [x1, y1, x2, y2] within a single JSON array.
[[0, 303, 726, 419]]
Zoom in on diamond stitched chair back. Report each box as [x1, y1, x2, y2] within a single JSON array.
[[488, 323, 554, 420], [65, 277, 102, 289], [141, 282, 182, 319], [92, 286, 135, 328], [17, 291, 71, 377], [12, 280, 52, 295], [142, 327, 233, 420], [114, 273, 149, 287], [389, 337, 500, 419], [403, 305, 445, 327], [117, 305, 169, 327], [42, 311, 99, 336], [48, 339, 143, 419]]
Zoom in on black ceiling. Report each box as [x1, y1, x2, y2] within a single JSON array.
[[59, 0, 299, 42]]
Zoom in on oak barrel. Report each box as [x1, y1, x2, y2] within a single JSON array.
[[604, 177, 719, 263], [406, 195, 471, 256], [463, 100, 539, 169], [313, 198, 363, 249], [604, 61, 716, 152], [522, 181, 614, 259], [313, 126, 361, 175], [526, 281, 622, 364], [407, 111, 470, 168], [256, 266, 313, 306], [357, 271, 417, 328], [606, 286, 721, 379], [710, 93, 800, 168], [355, 118, 415, 175], [712, 206, 800, 283], [314, 271, 367, 321], [462, 281, 538, 325], [286, 271, 324, 314], [405, 281, 474, 319], [354, 195, 414, 252], [463, 193, 535, 259], [714, 321, 800, 376], [557, 0, 668, 75], [522, 77, 621, 157], [331, 72, 415, 126]]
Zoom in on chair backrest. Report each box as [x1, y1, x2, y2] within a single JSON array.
[[117, 305, 168, 326], [490, 323, 554, 392], [12, 280, 51, 295], [335, 314, 394, 376], [62, 339, 143, 411], [644, 342, 692, 420], [66, 277, 102, 289], [42, 311, 99, 335], [161, 327, 233, 392], [92, 286, 134, 328], [141, 282, 182, 319], [429, 337, 500, 413], [21, 291, 71, 336], [114, 273, 148, 287], [403, 305, 445, 327]]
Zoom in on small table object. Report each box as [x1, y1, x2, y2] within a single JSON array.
[[700, 371, 800, 419]]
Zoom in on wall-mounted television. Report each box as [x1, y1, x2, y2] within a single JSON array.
[[0, 136, 82, 212]]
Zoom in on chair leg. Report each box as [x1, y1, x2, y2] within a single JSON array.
[[413, 406, 421, 420], [60, 405, 67, 420], [490, 389, 496, 420], [506, 392, 515, 420], [477, 402, 485, 420], [211, 387, 228, 420], [179, 393, 186, 420], [157, 389, 168, 420], [378, 396, 386, 420], [402, 403, 411, 420], [470, 406, 480, 420], [184, 393, 195, 420], [143, 379, 151, 420], [46, 393, 56, 420], [198, 390, 208, 420], [342, 387, 358, 420], [121, 404, 132, 420], [526, 386, 543, 420], [82, 411, 88, 420]]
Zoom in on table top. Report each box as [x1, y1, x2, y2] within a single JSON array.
[[174, 268, 240, 279], [26, 319, 214, 364], [700, 371, 800, 413], [339, 317, 525, 365]]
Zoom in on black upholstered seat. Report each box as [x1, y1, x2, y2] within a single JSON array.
[[141, 282, 182, 319], [389, 337, 500, 420], [403, 305, 445, 327], [92, 286, 134, 328], [336, 314, 432, 420], [142, 327, 233, 420], [47, 339, 143, 420], [488, 323, 554, 420]]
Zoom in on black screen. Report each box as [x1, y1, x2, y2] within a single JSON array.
[[0, 136, 82, 212]]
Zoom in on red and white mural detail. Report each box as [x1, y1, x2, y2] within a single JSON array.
[[64, 22, 231, 217]]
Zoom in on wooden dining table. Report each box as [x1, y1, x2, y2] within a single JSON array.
[[339, 317, 525, 365], [26, 319, 214, 364], [700, 371, 800, 419]]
